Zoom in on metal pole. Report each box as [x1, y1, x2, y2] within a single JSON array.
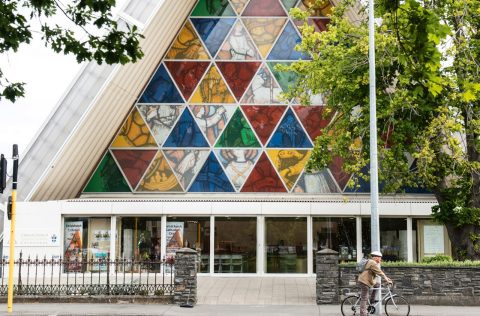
[[7, 144, 19, 313]]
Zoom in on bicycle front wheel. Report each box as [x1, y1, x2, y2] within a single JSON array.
[[385, 295, 410, 316], [341, 295, 360, 316]]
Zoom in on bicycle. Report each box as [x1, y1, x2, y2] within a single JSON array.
[[341, 283, 410, 316]]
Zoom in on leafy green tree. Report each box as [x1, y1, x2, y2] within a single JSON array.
[[0, 0, 143, 102], [285, 0, 480, 259]]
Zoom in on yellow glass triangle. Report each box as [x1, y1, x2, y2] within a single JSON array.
[[165, 20, 210, 60], [267, 149, 311, 190], [111, 108, 157, 147], [243, 18, 286, 58], [190, 65, 236, 103], [230, 0, 249, 14], [137, 151, 183, 192]]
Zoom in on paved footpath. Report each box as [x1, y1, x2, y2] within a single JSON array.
[[0, 304, 479, 316]]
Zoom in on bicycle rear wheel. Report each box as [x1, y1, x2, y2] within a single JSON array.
[[341, 295, 360, 316], [385, 295, 410, 316]]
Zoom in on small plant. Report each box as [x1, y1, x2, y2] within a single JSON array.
[[421, 254, 453, 263], [154, 289, 165, 296]]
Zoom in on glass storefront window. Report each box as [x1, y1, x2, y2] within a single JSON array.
[[362, 218, 408, 261], [167, 217, 210, 273], [313, 217, 356, 271], [64, 217, 111, 272], [266, 217, 307, 273], [118, 217, 162, 263], [214, 217, 256, 273], [415, 219, 451, 261]]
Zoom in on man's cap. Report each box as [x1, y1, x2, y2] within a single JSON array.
[[371, 251, 383, 257]]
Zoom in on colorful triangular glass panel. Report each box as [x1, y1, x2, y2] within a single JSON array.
[[164, 61, 210, 100], [242, 0, 287, 16], [268, 21, 310, 60], [241, 64, 283, 104], [191, 0, 236, 17], [328, 156, 351, 192], [294, 18, 330, 33], [215, 107, 261, 147], [230, 0, 249, 14], [190, 64, 236, 103], [216, 20, 261, 60], [243, 18, 286, 58], [139, 64, 184, 103], [190, 104, 237, 145], [217, 61, 261, 100], [190, 18, 236, 57], [83, 152, 130, 192], [215, 149, 261, 191], [165, 21, 210, 60], [296, 0, 333, 17], [111, 149, 157, 190], [293, 105, 331, 142], [189, 151, 235, 192], [267, 108, 312, 148], [137, 151, 183, 192], [164, 149, 210, 190], [267, 149, 311, 190], [282, 0, 298, 11], [241, 152, 287, 192], [111, 108, 157, 148], [242, 105, 286, 144], [164, 108, 209, 147], [137, 104, 185, 146], [267, 62, 298, 92], [343, 165, 371, 193], [293, 169, 340, 193]]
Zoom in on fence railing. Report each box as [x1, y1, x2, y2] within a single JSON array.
[[0, 253, 175, 297]]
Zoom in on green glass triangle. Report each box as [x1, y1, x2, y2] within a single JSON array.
[[84, 152, 130, 192], [191, 0, 236, 17], [267, 62, 299, 92], [282, 0, 298, 11], [215, 108, 261, 148]]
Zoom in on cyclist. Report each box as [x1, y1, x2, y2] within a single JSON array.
[[358, 251, 393, 316]]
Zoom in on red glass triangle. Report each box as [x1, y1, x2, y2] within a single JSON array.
[[242, 0, 287, 16], [164, 61, 210, 100], [328, 155, 351, 191], [241, 152, 287, 192], [111, 150, 157, 189], [293, 106, 332, 141], [242, 105, 286, 145], [217, 61, 261, 101]]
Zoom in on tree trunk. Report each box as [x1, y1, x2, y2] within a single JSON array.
[[445, 223, 480, 260]]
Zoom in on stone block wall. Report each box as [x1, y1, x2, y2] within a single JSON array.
[[174, 248, 197, 306], [316, 249, 340, 304]]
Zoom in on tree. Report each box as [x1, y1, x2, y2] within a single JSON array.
[[285, 0, 480, 259], [0, 0, 143, 102]]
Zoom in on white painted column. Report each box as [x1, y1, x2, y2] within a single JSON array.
[[161, 215, 167, 260], [307, 215, 313, 275], [257, 215, 265, 275], [210, 215, 215, 275], [110, 216, 117, 260], [356, 216, 363, 261], [407, 217, 413, 262]]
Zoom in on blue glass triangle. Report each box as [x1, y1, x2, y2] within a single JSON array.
[[343, 165, 387, 193], [139, 64, 184, 103], [164, 108, 209, 147], [267, 108, 313, 148], [190, 18, 236, 57], [268, 22, 310, 60], [189, 152, 235, 192]]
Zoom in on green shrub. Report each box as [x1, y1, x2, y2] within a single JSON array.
[[421, 254, 453, 263]]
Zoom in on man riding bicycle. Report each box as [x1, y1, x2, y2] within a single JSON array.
[[358, 251, 393, 316]]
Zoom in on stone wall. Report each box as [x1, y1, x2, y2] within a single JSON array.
[[339, 266, 480, 305], [316, 249, 340, 304], [174, 248, 197, 306]]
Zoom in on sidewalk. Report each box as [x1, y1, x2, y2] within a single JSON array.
[[0, 303, 479, 315]]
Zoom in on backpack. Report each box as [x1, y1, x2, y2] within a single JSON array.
[[356, 257, 369, 273]]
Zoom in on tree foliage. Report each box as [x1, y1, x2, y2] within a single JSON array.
[[285, 0, 480, 259], [0, 0, 143, 102]]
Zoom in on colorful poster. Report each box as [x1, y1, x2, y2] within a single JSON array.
[[166, 222, 184, 257], [64, 221, 83, 272]]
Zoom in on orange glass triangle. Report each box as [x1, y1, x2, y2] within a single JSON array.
[[243, 18, 286, 58], [111, 108, 157, 148], [190, 64, 236, 103], [137, 151, 183, 192], [165, 21, 210, 60], [267, 149, 311, 191]]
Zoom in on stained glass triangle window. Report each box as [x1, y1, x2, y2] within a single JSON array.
[[267, 62, 298, 92], [242, 105, 286, 144], [164, 149, 210, 190], [268, 21, 310, 60], [293, 105, 331, 142], [242, 0, 287, 16], [216, 20, 261, 60], [189, 151, 235, 192], [215, 107, 261, 147], [267, 149, 311, 190], [165, 21, 210, 60], [293, 169, 340, 193], [138, 64, 184, 103], [137, 104, 185, 146], [111, 149, 158, 190], [111, 108, 157, 148], [84, 152, 130, 192], [282, 0, 298, 11], [241, 64, 284, 104], [217, 61, 261, 100], [137, 151, 183, 192], [190, 18, 236, 57], [267, 108, 312, 148], [243, 18, 286, 58], [190, 64, 236, 103], [230, 0, 250, 14], [191, 0, 236, 17], [241, 152, 287, 192], [215, 149, 261, 191], [190, 104, 237, 145], [328, 156, 351, 192], [163, 107, 209, 147], [297, 0, 333, 17], [164, 61, 210, 101]]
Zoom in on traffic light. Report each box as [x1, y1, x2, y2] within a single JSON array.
[[0, 154, 6, 194], [7, 196, 12, 220]]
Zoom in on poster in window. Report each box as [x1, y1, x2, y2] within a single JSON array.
[[89, 218, 111, 271], [166, 222, 184, 257], [424, 225, 445, 255], [64, 221, 83, 272]]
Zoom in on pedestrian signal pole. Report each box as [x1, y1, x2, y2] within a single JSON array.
[[7, 144, 19, 313]]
